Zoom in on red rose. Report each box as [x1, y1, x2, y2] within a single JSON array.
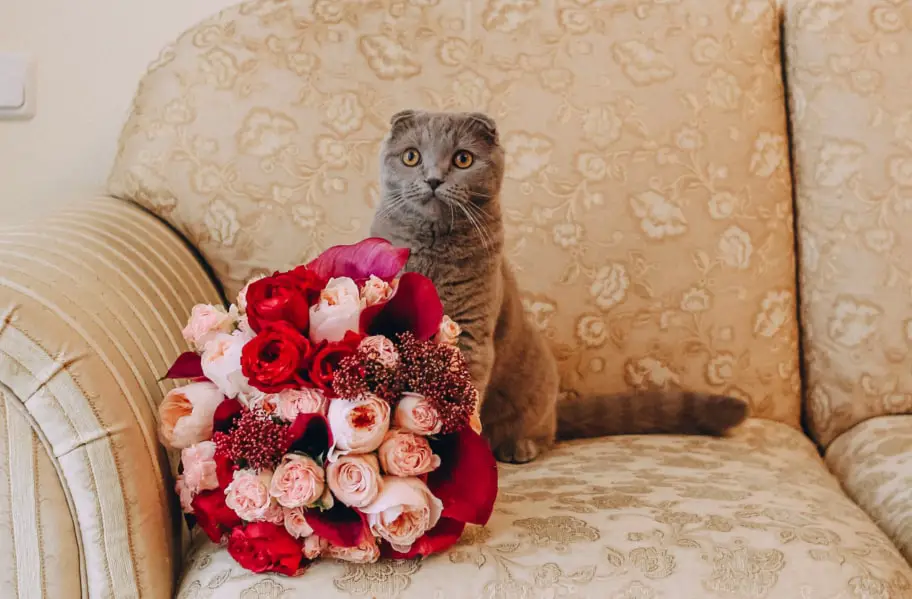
[[227, 522, 304, 576], [191, 488, 242, 543], [309, 331, 363, 394], [241, 322, 312, 393], [246, 269, 325, 333]]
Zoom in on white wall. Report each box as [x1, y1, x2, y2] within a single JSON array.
[[0, 0, 239, 224]]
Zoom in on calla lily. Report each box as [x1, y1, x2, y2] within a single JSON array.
[[306, 237, 410, 282]]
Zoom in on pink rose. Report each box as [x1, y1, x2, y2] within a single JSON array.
[[360, 275, 394, 307], [378, 430, 441, 477], [309, 277, 362, 343], [327, 394, 391, 459], [274, 388, 328, 422], [326, 537, 380, 564], [175, 476, 195, 512], [303, 534, 329, 559], [182, 303, 238, 351], [358, 335, 399, 368], [225, 469, 276, 522], [283, 507, 314, 539], [201, 332, 253, 399], [180, 440, 219, 494], [434, 315, 461, 345], [158, 382, 224, 449], [362, 477, 443, 553], [269, 454, 325, 509], [326, 454, 382, 508], [393, 392, 442, 436]]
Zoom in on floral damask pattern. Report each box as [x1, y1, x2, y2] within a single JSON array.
[[785, 0, 912, 446], [108, 0, 802, 424], [827, 415, 912, 564], [176, 420, 912, 598]]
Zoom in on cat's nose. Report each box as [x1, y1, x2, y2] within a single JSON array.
[[426, 178, 442, 190]]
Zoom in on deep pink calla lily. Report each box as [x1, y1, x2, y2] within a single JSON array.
[[165, 352, 203, 379], [306, 238, 410, 282]]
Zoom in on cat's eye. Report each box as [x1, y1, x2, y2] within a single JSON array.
[[453, 150, 474, 169], [401, 148, 421, 167]]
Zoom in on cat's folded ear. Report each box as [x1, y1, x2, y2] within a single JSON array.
[[389, 109, 418, 134], [466, 112, 499, 144]]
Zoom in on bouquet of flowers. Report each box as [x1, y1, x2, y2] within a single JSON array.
[[157, 238, 497, 576]]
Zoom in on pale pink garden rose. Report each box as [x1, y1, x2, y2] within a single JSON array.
[[358, 335, 399, 368], [362, 477, 443, 553], [378, 430, 441, 477], [327, 394, 391, 458], [179, 440, 219, 494], [326, 537, 380, 564], [434, 315, 462, 345], [360, 275, 394, 307], [309, 277, 362, 343], [201, 331, 253, 399], [274, 388, 328, 422], [394, 392, 442, 436], [225, 469, 276, 522], [283, 507, 314, 539], [303, 535, 329, 559], [326, 453, 382, 508], [262, 502, 285, 525], [175, 477, 195, 512], [269, 454, 325, 509], [182, 303, 238, 351], [159, 381, 224, 449], [236, 274, 266, 314]]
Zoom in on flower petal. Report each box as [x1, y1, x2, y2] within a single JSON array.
[[165, 352, 204, 379], [213, 399, 244, 433], [381, 517, 466, 559], [428, 427, 498, 525], [287, 412, 333, 458], [306, 238, 410, 282], [368, 273, 444, 340], [304, 504, 369, 548]]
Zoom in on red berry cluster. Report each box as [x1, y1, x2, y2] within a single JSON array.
[[332, 348, 402, 402], [215, 409, 290, 470]]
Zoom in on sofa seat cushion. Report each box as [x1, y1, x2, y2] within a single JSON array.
[[176, 420, 911, 599], [827, 415, 912, 564]]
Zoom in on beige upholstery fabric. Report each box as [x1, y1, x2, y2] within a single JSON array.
[[785, 0, 912, 446], [109, 0, 802, 425], [0, 198, 221, 599], [176, 420, 912, 599], [827, 416, 912, 564]]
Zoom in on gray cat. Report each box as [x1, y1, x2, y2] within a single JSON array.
[[370, 110, 748, 464]]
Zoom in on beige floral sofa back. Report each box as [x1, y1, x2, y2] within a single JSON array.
[[108, 0, 801, 425]]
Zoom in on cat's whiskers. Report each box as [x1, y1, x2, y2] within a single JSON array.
[[457, 202, 494, 254]]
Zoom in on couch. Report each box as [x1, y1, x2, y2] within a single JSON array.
[[2, 0, 912, 597]]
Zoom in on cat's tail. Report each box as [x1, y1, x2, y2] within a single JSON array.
[[556, 390, 749, 440]]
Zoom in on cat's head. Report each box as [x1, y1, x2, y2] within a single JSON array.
[[378, 110, 505, 221]]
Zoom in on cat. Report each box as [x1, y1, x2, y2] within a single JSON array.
[[370, 110, 749, 464]]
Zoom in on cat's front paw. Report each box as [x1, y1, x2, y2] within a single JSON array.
[[494, 438, 541, 464]]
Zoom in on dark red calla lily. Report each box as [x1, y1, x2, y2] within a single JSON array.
[[306, 237, 410, 282], [367, 272, 444, 340], [304, 504, 369, 548], [164, 352, 203, 379], [382, 517, 467, 559], [286, 412, 333, 457], [213, 399, 243, 433], [428, 427, 498, 526]]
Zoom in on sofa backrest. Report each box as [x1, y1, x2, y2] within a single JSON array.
[[785, 0, 912, 447], [108, 0, 802, 425]]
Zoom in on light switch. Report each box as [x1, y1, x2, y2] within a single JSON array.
[[0, 54, 35, 120]]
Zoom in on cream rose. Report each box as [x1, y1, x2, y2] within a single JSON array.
[[303, 534, 329, 559], [182, 303, 238, 351], [269, 454, 325, 509], [362, 477, 443, 552], [327, 394, 391, 458], [283, 507, 315, 539], [309, 277, 363, 343], [359, 335, 399, 368], [434, 315, 462, 345], [360, 275, 394, 307], [393, 393, 442, 436], [326, 538, 380, 564], [326, 453, 382, 508], [225, 469, 276, 522], [378, 430, 441, 477], [159, 382, 224, 449], [274, 388, 328, 422], [201, 332, 252, 399]]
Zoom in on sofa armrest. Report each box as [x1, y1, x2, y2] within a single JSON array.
[[0, 197, 221, 599]]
